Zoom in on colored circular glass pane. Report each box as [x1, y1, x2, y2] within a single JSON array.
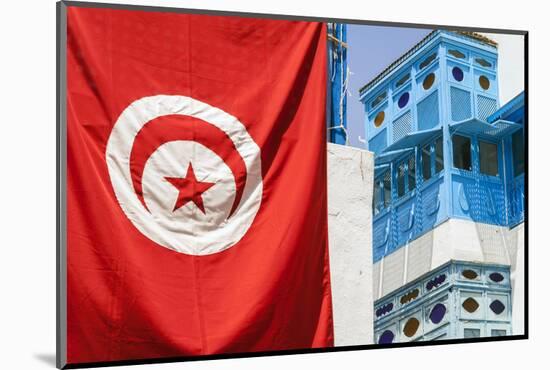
[[400, 288, 419, 304], [490, 300, 505, 315], [398, 92, 410, 108], [429, 303, 447, 324], [423, 73, 435, 90], [462, 297, 479, 313], [374, 111, 385, 127], [403, 317, 420, 337], [462, 269, 478, 279], [379, 330, 394, 344], [452, 66, 464, 82], [489, 272, 504, 283], [479, 75, 490, 90]]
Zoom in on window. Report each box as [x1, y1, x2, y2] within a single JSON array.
[[435, 137, 444, 173], [489, 272, 504, 283], [489, 300, 506, 315], [462, 269, 478, 280], [448, 49, 466, 59], [396, 154, 416, 198], [462, 297, 479, 313], [452, 66, 464, 82], [491, 329, 507, 337], [422, 144, 432, 181], [512, 130, 525, 176], [373, 178, 383, 216], [396, 73, 410, 88], [453, 135, 472, 171], [429, 303, 447, 324], [464, 328, 481, 338], [479, 75, 491, 90], [397, 162, 406, 197], [378, 330, 394, 344], [403, 317, 420, 337], [371, 91, 387, 108], [419, 53, 436, 70], [383, 170, 391, 208], [479, 140, 499, 176], [398, 92, 410, 109], [475, 58, 492, 68], [421, 137, 444, 182], [422, 72, 435, 90], [374, 170, 392, 215], [408, 156, 416, 191], [374, 111, 385, 127]]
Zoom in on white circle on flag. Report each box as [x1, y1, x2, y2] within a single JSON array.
[[105, 95, 263, 255]]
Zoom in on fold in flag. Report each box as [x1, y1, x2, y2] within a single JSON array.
[[67, 6, 333, 364]]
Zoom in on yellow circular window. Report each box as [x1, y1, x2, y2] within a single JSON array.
[[423, 72, 435, 90], [479, 75, 490, 90], [374, 111, 385, 127], [403, 317, 420, 337]]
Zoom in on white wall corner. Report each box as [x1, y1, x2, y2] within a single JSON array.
[[327, 143, 374, 346]]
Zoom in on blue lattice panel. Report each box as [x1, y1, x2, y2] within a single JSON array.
[[419, 177, 445, 234], [396, 197, 417, 246], [368, 128, 388, 155], [417, 90, 440, 131], [507, 175, 525, 227], [392, 111, 413, 143], [476, 94, 498, 122], [450, 86, 472, 122], [373, 212, 392, 262], [451, 174, 478, 220], [477, 181, 506, 225]]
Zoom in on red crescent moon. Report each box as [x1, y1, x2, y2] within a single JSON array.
[[128, 114, 248, 218]]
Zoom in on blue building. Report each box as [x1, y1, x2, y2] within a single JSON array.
[[327, 23, 348, 145], [358, 30, 525, 343]]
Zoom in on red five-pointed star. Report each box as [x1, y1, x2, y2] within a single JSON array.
[[164, 163, 215, 214]]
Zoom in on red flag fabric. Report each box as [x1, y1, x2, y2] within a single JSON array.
[[67, 6, 333, 364]]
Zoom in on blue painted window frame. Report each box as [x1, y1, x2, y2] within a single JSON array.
[[374, 169, 392, 215], [451, 133, 503, 179], [478, 139, 500, 177], [512, 129, 525, 177], [452, 134, 473, 172], [395, 153, 416, 199], [421, 136, 444, 182]]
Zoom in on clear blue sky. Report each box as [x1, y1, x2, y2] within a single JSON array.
[[347, 25, 432, 148]]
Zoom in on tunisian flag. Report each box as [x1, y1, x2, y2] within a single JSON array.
[[66, 5, 332, 364]]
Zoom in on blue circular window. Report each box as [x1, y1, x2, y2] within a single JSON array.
[[452, 66, 464, 82], [378, 330, 394, 344], [398, 92, 410, 108], [429, 303, 446, 324]]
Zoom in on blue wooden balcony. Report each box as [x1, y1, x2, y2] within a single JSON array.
[[361, 31, 525, 262]]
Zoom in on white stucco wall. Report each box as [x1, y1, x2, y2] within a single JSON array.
[[327, 143, 374, 346], [373, 218, 525, 335]]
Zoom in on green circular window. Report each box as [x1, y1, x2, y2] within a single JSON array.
[[479, 75, 490, 90], [374, 111, 385, 127], [423, 72, 435, 90]]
